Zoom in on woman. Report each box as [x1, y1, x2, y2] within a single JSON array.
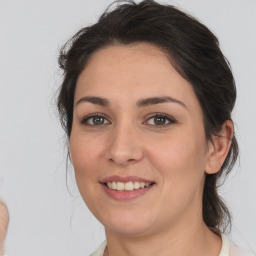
[[57, 0, 254, 255]]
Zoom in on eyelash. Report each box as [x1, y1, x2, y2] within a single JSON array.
[[144, 113, 176, 127], [81, 113, 110, 126], [81, 113, 176, 127]]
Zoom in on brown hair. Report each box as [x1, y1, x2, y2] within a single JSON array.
[[57, 0, 238, 233]]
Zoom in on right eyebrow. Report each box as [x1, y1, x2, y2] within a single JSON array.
[[76, 96, 110, 107]]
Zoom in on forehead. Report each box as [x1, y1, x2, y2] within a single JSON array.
[[75, 43, 199, 110]]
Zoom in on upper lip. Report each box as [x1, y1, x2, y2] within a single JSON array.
[[100, 175, 155, 183]]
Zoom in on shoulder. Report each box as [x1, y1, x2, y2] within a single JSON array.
[[221, 234, 255, 256], [90, 241, 107, 256], [229, 243, 255, 256]]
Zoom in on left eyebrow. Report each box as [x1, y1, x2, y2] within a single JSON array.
[[136, 96, 187, 109]]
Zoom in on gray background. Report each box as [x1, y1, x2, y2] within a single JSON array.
[[0, 0, 255, 255]]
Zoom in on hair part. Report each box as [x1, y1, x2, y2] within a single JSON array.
[[57, 0, 238, 234]]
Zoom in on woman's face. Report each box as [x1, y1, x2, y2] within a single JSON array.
[[70, 43, 212, 236]]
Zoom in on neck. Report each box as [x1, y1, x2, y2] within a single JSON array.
[[104, 221, 222, 256]]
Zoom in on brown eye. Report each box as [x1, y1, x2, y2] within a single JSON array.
[[145, 114, 176, 127], [154, 116, 167, 125]]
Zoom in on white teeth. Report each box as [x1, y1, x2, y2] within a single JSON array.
[[112, 181, 117, 190], [134, 182, 140, 189], [116, 182, 125, 191], [106, 181, 152, 191], [125, 181, 133, 191]]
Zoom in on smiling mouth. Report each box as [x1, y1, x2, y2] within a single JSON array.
[[103, 181, 155, 191]]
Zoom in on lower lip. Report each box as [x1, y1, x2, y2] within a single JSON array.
[[101, 183, 154, 201]]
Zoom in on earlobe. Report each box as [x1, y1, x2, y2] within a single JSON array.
[[205, 120, 234, 174]]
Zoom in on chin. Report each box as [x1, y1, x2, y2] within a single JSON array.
[[100, 211, 156, 237], [106, 222, 154, 237]]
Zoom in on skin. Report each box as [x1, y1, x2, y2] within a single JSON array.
[[0, 199, 9, 256], [70, 43, 233, 256]]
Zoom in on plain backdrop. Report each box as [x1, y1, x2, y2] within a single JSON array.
[[0, 0, 255, 255]]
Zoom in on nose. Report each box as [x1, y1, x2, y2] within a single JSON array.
[[106, 122, 144, 166]]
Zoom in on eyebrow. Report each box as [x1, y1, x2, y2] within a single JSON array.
[[76, 96, 110, 107], [136, 96, 187, 109], [76, 96, 187, 109]]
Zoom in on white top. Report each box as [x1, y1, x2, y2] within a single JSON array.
[[90, 234, 255, 256]]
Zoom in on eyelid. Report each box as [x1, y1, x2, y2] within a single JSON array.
[[81, 113, 111, 125], [143, 113, 176, 126]]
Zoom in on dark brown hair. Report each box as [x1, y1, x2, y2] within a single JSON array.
[[57, 0, 238, 233]]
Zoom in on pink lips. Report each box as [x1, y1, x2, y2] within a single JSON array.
[[100, 175, 155, 201]]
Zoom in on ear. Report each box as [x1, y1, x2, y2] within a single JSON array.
[[205, 120, 234, 174]]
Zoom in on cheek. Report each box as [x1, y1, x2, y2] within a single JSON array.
[[69, 132, 103, 189], [146, 129, 208, 194], [144, 131, 208, 222], [69, 133, 105, 212], [149, 132, 207, 169]]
